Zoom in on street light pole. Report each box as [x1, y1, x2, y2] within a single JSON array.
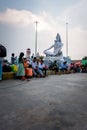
[[35, 21, 38, 56], [66, 22, 68, 57]]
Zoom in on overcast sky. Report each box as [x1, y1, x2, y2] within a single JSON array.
[[0, 0, 87, 61]]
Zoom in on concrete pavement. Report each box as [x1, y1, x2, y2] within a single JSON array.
[[0, 73, 87, 130]]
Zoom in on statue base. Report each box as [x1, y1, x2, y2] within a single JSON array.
[[43, 55, 64, 62]]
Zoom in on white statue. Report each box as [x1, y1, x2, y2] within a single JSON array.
[[44, 33, 63, 57], [26, 48, 31, 61]]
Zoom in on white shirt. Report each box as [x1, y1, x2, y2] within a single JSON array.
[[39, 63, 45, 69]]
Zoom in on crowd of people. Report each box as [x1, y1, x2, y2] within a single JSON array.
[[16, 52, 47, 80], [0, 48, 48, 81], [0, 46, 87, 81]]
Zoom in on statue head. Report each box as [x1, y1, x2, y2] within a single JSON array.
[[56, 33, 61, 42]]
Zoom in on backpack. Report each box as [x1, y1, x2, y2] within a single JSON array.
[[0, 44, 7, 57]]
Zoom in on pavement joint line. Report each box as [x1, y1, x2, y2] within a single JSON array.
[[0, 81, 29, 90]]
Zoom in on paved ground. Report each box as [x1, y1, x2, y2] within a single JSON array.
[[0, 73, 87, 130]]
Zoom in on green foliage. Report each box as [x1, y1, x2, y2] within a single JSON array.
[[82, 56, 87, 60]]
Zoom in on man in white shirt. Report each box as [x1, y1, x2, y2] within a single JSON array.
[[38, 60, 47, 76]]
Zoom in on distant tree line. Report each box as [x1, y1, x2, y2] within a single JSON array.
[[82, 56, 87, 60]]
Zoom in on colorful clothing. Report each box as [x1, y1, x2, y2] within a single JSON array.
[[17, 58, 25, 76]]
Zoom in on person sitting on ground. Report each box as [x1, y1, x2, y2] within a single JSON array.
[[24, 58, 33, 78], [38, 59, 47, 77], [3, 60, 11, 72], [69, 62, 77, 72], [60, 61, 68, 72], [49, 60, 59, 74], [31, 57, 40, 77]]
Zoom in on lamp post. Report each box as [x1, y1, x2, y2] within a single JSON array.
[[66, 22, 68, 57], [35, 21, 38, 56]]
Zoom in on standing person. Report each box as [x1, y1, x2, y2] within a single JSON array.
[[17, 52, 25, 80], [11, 53, 17, 64], [0, 58, 3, 81], [0, 44, 7, 81], [26, 48, 31, 62]]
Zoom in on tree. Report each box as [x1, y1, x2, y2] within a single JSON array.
[[82, 56, 87, 60]]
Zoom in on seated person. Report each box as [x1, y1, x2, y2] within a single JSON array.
[[38, 59, 47, 76], [49, 60, 59, 74], [24, 58, 33, 78], [60, 61, 68, 72], [31, 57, 40, 77], [3, 60, 11, 72], [69, 62, 77, 72]]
